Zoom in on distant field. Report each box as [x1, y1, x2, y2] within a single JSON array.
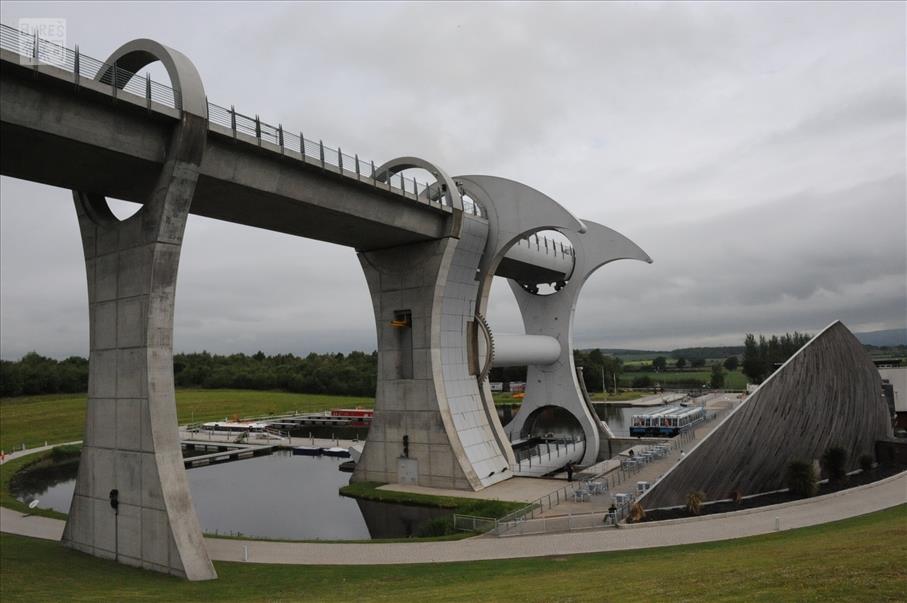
[[1, 505, 904, 601], [620, 369, 749, 389], [0, 390, 373, 451], [493, 391, 647, 405]]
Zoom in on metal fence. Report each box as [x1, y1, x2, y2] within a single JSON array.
[[452, 514, 497, 533], [512, 435, 583, 471], [0, 23, 485, 216], [454, 414, 729, 537]]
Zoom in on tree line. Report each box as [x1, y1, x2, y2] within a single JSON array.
[[0, 350, 377, 398], [741, 331, 811, 384], [0, 332, 814, 398], [2, 348, 627, 398], [0, 353, 88, 397]]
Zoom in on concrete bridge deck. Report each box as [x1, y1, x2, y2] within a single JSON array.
[[0, 36, 572, 282]]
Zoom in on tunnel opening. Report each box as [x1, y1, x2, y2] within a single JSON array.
[[520, 405, 585, 441]]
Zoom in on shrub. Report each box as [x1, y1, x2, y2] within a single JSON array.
[[628, 502, 646, 523], [50, 444, 82, 464], [415, 517, 455, 537], [822, 446, 848, 482], [632, 375, 652, 388], [786, 460, 818, 498], [859, 454, 874, 473], [686, 491, 705, 515], [729, 488, 744, 505]]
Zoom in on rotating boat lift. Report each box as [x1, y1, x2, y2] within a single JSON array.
[[352, 172, 652, 489]]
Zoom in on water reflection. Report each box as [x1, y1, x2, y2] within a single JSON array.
[[12, 451, 448, 540], [356, 499, 450, 539], [593, 405, 646, 437], [9, 458, 79, 511], [189, 451, 370, 540]]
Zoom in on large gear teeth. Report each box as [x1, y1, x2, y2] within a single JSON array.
[[475, 312, 494, 382]]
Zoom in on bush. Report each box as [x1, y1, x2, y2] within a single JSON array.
[[628, 502, 646, 523], [821, 447, 848, 482], [415, 516, 455, 537], [859, 454, 874, 473], [786, 460, 818, 498], [50, 445, 82, 464], [729, 488, 744, 505], [686, 491, 705, 515], [632, 376, 653, 388]]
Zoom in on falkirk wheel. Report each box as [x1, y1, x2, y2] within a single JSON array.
[[1, 33, 650, 580], [352, 172, 652, 491]]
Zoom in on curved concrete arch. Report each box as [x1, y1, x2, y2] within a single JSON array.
[[78, 38, 209, 228], [456, 175, 586, 306], [65, 39, 215, 580], [452, 175, 587, 467], [506, 220, 652, 465], [373, 156, 464, 213], [97, 38, 208, 118]]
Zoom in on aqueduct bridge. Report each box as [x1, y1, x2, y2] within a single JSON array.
[[0, 25, 651, 580]]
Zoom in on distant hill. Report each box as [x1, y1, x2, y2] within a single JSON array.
[[598, 348, 663, 357], [596, 347, 744, 361], [854, 328, 907, 347], [591, 330, 907, 360], [670, 346, 745, 361]]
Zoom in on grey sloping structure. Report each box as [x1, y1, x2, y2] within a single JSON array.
[[640, 321, 893, 509]]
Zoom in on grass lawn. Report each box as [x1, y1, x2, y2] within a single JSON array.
[[494, 391, 648, 404], [340, 481, 525, 518], [492, 392, 527, 405], [588, 390, 648, 402], [0, 505, 904, 602], [0, 389, 374, 451]]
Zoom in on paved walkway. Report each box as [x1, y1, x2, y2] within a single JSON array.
[[537, 396, 739, 516], [0, 440, 82, 464], [2, 468, 903, 565]]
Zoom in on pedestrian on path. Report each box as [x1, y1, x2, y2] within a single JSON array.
[[566, 462, 574, 482]]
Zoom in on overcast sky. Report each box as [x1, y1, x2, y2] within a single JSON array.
[[1, 1, 905, 359]]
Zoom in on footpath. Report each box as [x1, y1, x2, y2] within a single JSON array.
[[1, 438, 903, 565]]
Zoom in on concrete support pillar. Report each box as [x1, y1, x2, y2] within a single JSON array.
[[454, 175, 588, 465], [61, 39, 215, 581], [352, 215, 512, 490], [505, 221, 652, 466]]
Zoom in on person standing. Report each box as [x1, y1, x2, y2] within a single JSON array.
[[566, 462, 574, 482]]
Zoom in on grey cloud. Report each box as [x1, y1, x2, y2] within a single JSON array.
[[0, 1, 904, 358]]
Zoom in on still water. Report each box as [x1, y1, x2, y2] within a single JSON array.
[[13, 451, 449, 540], [594, 405, 654, 437]]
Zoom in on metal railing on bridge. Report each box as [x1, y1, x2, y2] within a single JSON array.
[[512, 435, 583, 472], [510, 233, 576, 262], [0, 23, 484, 215]]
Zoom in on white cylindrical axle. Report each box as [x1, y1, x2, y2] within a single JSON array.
[[492, 333, 561, 367]]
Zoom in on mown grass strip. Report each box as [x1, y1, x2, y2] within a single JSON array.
[[0, 505, 904, 602], [0, 389, 374, 451]]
